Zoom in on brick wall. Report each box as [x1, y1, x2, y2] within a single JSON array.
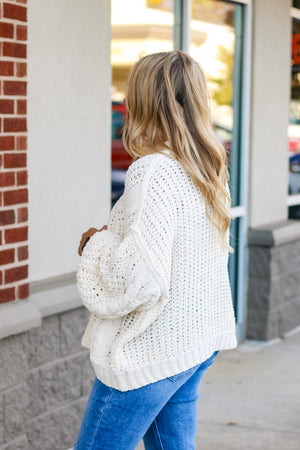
[[0, 0, 28, 304]]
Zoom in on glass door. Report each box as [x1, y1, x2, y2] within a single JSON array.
[[111, 0, 250, 339], [184, 0, 249, 339]]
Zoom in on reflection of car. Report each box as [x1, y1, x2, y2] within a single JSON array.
[[288, 153, 300, 219], [111, 103, 300, 216], [111, 169, 127, 206], [112, 101, 132, 170], [111, 101, 236, 204], [289, 152, 300, 195], [111, 101, 131, 206]]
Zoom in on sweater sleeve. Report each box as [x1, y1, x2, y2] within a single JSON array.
[[76, 156, 175, 319]]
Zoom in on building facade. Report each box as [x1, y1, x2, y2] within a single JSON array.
[[0, 0, 299, 448]]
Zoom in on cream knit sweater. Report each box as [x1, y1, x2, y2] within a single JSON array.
[[76, 151, 237, 391]]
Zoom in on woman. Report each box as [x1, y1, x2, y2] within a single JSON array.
[[74, 50, 237, 450]]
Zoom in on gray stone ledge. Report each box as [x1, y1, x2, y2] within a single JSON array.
[[0, 272, 82, 340], [30, 282, 81, 318], [248, 219, 300, 247], [0, 301, 41, 340], [30, 272, 76, 295]]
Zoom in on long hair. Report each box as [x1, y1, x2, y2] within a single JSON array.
[[123, 50, 233, 252]]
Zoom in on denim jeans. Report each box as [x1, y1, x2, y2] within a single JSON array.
[[74, 351, 219, 450]]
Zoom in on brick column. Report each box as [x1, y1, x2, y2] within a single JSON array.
[[0, 0, 28, 303]]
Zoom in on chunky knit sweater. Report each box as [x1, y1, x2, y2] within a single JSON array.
[[76, 150, 237, 391]]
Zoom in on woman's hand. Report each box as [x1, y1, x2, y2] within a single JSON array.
[[78, 226, 107, 256]]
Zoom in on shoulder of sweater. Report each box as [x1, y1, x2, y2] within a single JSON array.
[[124, 152, 181, 207], [127, 151, 179, 180]]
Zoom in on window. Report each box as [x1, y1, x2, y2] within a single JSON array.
[[110, 0, 248, 337], [289, 15, 300, 219], [190, 0, 245, 315], [111, 0, 175, 206], [190, 1, 243, 207]]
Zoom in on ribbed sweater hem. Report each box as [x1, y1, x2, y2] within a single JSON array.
[[89, 331, 237, 391]]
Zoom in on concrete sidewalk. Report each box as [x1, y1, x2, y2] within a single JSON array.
[[137, 329, 300, 450]]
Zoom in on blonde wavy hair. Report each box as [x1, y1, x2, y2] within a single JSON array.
[[123, 50, 233, 251]]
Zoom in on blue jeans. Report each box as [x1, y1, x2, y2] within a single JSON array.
[[74, 351, 219, 450]]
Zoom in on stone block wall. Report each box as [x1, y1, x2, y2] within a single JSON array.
[[247, 221, 300, 340], [0, 307, 94, 450]]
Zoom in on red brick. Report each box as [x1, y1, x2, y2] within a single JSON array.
[[3, 42, 26, 58], [0, 136, 14, 151], [5, 264, 28, 284], [0, 209, 15, 225], [0, 99, 14, 114], [16, 169, 27, 185], [5, 146, 26, 161], [0, 171, 15, 187], [17, 99, 26, 114], [0, 271, 2, 285], [18, 282, 29, 298], [3, 81, 26, 96], [0, 60, 14, 76], [0, 249, 14, 265], [5, 226, 28, 243], [17, 206, 27, 222], [17, 0, 27, 4], [18, 245, 28, 261], [3, 3, 27, 22], [0, 22, 14, 38], [16, 24, 26, 40], [4, 187, 27, 205], [0, 287, 15, 303], [16, 136, 26, 150], [16, 62, 26, 77], [4, 118, 27, 133]]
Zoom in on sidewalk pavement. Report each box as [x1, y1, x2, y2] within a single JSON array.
[[137, 328, 300, 450]]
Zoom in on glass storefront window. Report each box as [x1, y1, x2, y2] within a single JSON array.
[[110, 0, 246, 327], [289, 18, 300, 219], [111, 0, 243, 210], [190, 0, 244, 311], [190, 0, 242, 208], [111, 0, 174, 205]]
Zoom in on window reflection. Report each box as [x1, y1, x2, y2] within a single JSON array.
[[289, 18, 300, 218], [110, 0, 244, 315], [111, 0, 174, 101], [190, 0, 236, 168], [110, 0, 242, 207], [111, 0, 174, 205], [189, 1, 243, 309]]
